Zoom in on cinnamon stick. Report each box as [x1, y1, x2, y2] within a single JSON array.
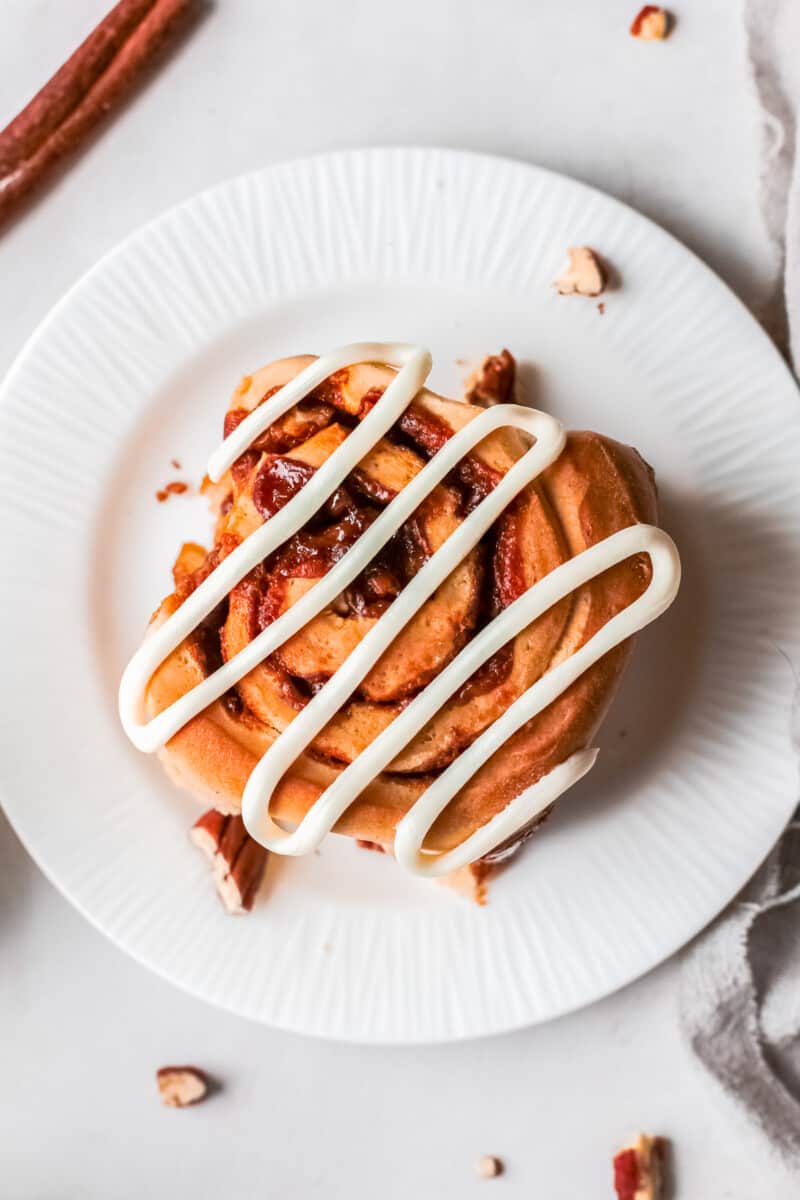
[[0, 0, 196, 229]]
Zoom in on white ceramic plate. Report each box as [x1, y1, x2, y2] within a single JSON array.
[[1, 148, 799, 1043]]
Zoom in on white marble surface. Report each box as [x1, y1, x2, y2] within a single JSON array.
[[0, 1, 796, 1195]]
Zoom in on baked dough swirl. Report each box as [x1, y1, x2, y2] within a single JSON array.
[[138, 348, 672, 875]]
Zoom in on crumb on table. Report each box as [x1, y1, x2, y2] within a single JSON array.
[[156, 480, 189, 503]]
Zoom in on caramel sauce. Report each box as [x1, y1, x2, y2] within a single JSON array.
[[273, 507, 380, 580], [398, 402, 502, 513], [231, 448, 259, 489], [253, 505, 382, 629], [344, 558, 403, 616], [324, 483, 359, 520], [221, 689, 243, 717], [454, 644, 514, 705], [456, 455, 502, 514], [357, 385, 385, 417], [492, 502, 528, 609], [253, 456, 316, 519]]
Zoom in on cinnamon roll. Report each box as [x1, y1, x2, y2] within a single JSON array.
[[123, 345, 679, 899]]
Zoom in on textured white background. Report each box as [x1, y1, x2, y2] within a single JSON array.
[[0, 1, 795, 1197]]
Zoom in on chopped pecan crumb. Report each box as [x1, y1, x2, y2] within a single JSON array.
[[554, 246, 607, 297], [156, 1066, 209, 1108], [630, 6, 672, 39], [156, 479, 189, 503], [464, 349, 516, 407], [476, 1155, 504, 1179]]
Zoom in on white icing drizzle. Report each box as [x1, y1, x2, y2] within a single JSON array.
[[119, 343, 681, 876]]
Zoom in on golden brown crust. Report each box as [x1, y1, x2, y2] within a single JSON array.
[[144, 355, 658, 854]]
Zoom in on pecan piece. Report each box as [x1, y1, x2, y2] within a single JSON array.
[[613, 1134, 668, 1200], [190, 810, 268, 914], [476, 1155, 504, 1179], [156, 1066, 208, 1108], [630, 6, 672, 40], [554, 246, 608, 297], [464, 349, 516, 407]]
